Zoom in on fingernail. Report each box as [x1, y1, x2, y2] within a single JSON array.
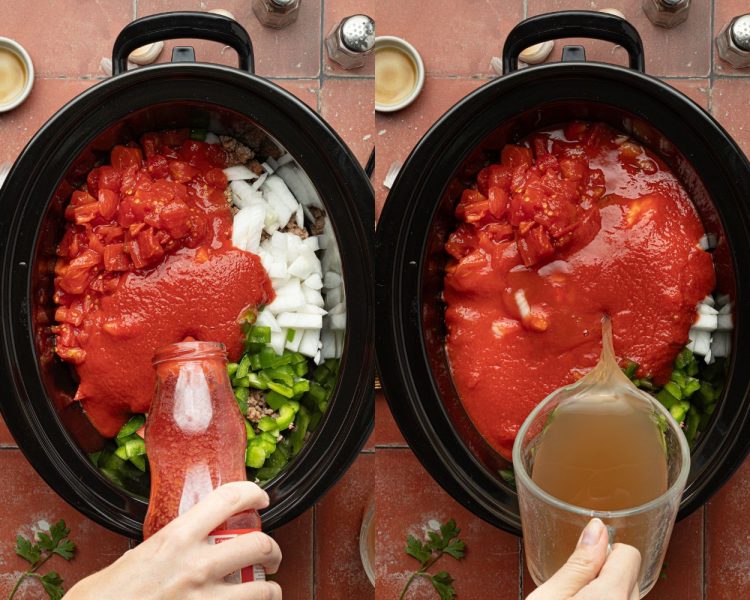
[[579, 518, 604, 546]]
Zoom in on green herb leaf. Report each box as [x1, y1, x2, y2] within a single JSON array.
[[405, 534, 432, 564], [430, 571, 457, 600], [400, 520, 466, 600], [15, 535, 41, 565], [39, 571, 65, 600], [8, 520, 76, 600]]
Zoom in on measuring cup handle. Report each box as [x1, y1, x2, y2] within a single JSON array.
[[502, 10, 646, 74], [112, 11, 255, 75]]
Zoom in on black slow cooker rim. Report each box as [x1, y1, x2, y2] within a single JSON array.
[[0, 62, 374, 538], [376, 61, 750, 535]]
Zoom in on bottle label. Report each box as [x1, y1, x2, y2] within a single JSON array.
[[208, 528, 266, 583]]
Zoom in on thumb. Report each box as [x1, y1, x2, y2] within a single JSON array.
[[532, 518, 609, 599]]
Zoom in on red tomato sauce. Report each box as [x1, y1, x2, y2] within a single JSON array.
[[444, 122, 715, 460], [52, 130, 274, 437]]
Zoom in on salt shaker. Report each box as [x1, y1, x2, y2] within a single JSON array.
[[252, 0, 300, 29], [325, 14, 375, 70], [642, 0, 690, 28], [717, 14, 750, 69]]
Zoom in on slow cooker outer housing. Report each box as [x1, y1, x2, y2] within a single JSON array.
[[0, 56, 374, 536], [376, 59, 750, 535]]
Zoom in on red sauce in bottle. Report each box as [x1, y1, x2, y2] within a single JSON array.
[[144, 341, 265, 583]]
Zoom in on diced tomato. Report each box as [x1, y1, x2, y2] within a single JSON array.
[[204, 167, 228, 189], [477, 164, 512, 196], [98, 189, 118, 220], [55, 306, 83, 326], [501, 145, 533, 170], [136, 228, 165, 264], [517, 225, 555, 267], [206, 143, 227, 168], [564, 121, 589, 140], [120, 165, 139, 196], [146, 154, 170, 179], [479, 222, 513, 244], [487, 187, 508, 219], [97, 166, 122, 193], [103, 243, 130, 271], [445, 224, 477, 259], [56, 346, 86, 365], [111, 145, 144, 172], [559, 157, 588, 181], [140, 133, 160, 158], [159, 200, 191, 238], [161, 129, 190, 147], [169, 160, 198, 183], [96, 224, 124, 243], [73, 203, 102, 225]]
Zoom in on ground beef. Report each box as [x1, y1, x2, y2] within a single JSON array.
[[309, 206, 326, 236], [281, 217, 309, 239], [248, 159, 264, 175], [261, 138, 282, 160], [220, 136, 255, 166], [246, 390, 275, 423]]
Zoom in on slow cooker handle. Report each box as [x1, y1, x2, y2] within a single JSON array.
[[502, 11, 645, 74], [112, 11, 255, 75]]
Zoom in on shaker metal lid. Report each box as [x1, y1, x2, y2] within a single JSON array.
[[341, 15, 375, 53], [270, 0, 297, 5], [731, 15, 750, 51]]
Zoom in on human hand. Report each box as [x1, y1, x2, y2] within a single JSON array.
[[528, 518, 641, 600], [65, 481, 282, 600]]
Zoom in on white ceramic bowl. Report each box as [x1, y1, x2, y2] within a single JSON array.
[[0, 37, 34, 113], [375, 35, 425, 113]]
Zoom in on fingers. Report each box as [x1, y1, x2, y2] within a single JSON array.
[[162, 482, 269, 540], [222, 580, 283, 600], [576, 543, 641, 600], [530, 518, 609, 599], [209, 531, 283, 578]]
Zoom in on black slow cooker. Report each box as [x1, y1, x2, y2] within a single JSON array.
[[0, 12, 374, 538], [376, 11, 750, 535]]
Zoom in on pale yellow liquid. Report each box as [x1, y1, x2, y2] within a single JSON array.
[[0, 48, 27, 105], [375, 46, 417, 106], [530, 403, 669, 577]]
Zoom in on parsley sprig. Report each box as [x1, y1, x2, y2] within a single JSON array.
[[399, 519, 466, 600], [9, 520, 76, 600]]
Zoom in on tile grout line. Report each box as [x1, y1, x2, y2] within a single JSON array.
[[133, 0, 137, 20]]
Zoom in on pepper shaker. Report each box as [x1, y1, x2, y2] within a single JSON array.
[[252, 0, 300, 29], [717, 14, 750, 69], [642, 0, 690, 28], [325, 14, 375, 70]]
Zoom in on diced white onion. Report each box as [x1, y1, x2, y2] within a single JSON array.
[[224, 165, 259, 181], [692, 313, 718, 332], [712, 331, 731, 358], [251, 172, 268, 191], [285, 328, 303, 352], [276, 153, 294, 167], [255, 308, 281, 333], [303, 273, 323, 290], [323, 271, 342, 289], [702, 295, 716, 307], [303, 236, 320, 252], [270, 329, 287, 355], [299, 329, 321, 357], [514, 289, 530, 320], [717, 313, 733, 331], [277, 312, 323, 330], [329, 312, 346, 331], [687, 328, 711, 356], [303, 286, 325, 308], [262, 161, 275, 175], [698, 303, 718, 316], [205, 132, 220, 144]]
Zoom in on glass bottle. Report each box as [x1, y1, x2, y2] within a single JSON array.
[[143, 341, 264, 583]]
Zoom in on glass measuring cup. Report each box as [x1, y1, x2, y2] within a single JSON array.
[[512, 318, 690, 597]]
